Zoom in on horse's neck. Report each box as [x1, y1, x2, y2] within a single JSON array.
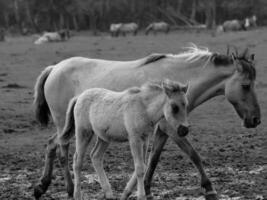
[[141, 90, 166, 123], [159, 57, 234, 112], [186, 67, 234, 112]]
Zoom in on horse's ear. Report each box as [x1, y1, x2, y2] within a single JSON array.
[[226, 45, 230, 56], [161, 80, 172, 97], [231, 53, 237, 60], [250, 54, 255, 61], [181, 83, 189, 93], [242, 48, 250, 59]]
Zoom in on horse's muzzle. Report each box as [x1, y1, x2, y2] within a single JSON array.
[[177, 125, 189, 137], [244, 116, 261, 128]]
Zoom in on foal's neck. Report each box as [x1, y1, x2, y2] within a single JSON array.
[[141, 89, 166, 124]]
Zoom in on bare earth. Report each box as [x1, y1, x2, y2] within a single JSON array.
[[0, 29, 266, 200]]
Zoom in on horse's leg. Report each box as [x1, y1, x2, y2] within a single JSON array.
[[90, 137, 115, 199], [73, 129, 92, 200], [144, 126, 168, 197], [57, 143, 74, 197], [34, 133, 58, 199], [170, 135, 218, 200]]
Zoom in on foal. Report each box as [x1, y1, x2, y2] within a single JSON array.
[[59, 80, 189, 200]]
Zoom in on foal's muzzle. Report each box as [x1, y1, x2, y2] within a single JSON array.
[[177, 125, 189, 137]]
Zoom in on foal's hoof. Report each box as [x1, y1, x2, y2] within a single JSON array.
[[204, 191, 218, 200]]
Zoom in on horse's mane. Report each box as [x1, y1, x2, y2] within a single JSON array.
[[140, 44, 213, 67], [171, 44, 213, 63]]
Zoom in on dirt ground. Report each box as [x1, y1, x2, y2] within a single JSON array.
[[0, 29, 266, 200]]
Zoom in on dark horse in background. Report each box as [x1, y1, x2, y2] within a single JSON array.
[[33, 45, 260, 200]]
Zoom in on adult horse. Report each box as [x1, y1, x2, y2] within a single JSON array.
[[221, 19, 247, 32], [34, 30, 70, 45], [110, 23, 122, 37], [118, 23, 138, 36], [33, 45, 260, 200], [145, 22, 170, 35], [244, 15, 257, 30]]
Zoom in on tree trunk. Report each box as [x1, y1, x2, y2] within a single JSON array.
[[190, 0, 197, 21], [205, 0, 216, 29]]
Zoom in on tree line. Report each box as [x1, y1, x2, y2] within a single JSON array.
[[0, 0, 266, 34]]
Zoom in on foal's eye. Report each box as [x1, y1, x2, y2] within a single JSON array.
[[242, 84, 250, 91], [171, 104, 179, 114]]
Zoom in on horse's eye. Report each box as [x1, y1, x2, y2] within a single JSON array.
[[242, 84, 250, 91], [171, 104, 179, 114]]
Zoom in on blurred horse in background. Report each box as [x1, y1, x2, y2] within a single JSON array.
[[245, 15, 257, 30], [217, 19, 247, 33], [110, 22, 138, 37], [34, 29, 70, 45], [110, 23, 122, 37], [145, 22, 170, 35]]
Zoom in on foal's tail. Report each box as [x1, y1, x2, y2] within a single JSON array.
[[33, 65, 54, 126], [59, 97, 77, 145]]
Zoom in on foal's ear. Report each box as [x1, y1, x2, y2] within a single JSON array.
[[161, 80, 172, 97], [181, 83, 189, 93], [250, 54, 255, 61]]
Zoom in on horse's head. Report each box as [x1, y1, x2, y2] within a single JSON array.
[[161, 80, 190, 137], [224, 48, 261, 128]]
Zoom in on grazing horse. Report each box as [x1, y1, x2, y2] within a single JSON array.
[[110, 23, 122, 37], [245, 15, 257, 29], [145, 22, 170, 35], [221, 19, 247, 32], [33, 45, 260, 200], [59, 80, 189, 200], [118, 23, 138, 36]]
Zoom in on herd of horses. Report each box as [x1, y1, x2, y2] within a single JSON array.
[[217, 15, 257, 33], [32, 15, 257, 44], [33, 44, 261, 200]]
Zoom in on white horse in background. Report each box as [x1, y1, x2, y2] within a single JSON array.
[[34, 30, 70, 45], [59, 80, 189, 200], [115, 22, 138, 37], [110, 23, 122, 37], [244, 15, 257, 30], [145, 22, 170, 35]]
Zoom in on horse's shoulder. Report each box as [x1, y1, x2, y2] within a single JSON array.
[[140, 53, 167, 67]]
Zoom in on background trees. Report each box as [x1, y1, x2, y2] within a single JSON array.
[[0, 0, 266, 33]]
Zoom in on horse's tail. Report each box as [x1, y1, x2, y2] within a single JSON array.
[[33, 65, 54, 126], [59, 97, 77, 145], [145, 24, 153, 35]]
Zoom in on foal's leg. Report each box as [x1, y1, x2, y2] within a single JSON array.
[[57, 143, 74, 196], [129, 137, 147, 200], [34, 133, 58, 199], [121, 140, 149, 200], [90, 137, 114, 199], [73, 129, 92, 200], [170, 135, 218, 200]]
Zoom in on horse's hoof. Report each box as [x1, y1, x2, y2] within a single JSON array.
[[146, 193, 153, 200], [205, 191, 218, 200], [33, 185, 44, 199]]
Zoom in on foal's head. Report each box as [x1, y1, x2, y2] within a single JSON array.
[[161, 80, 189, 137]]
